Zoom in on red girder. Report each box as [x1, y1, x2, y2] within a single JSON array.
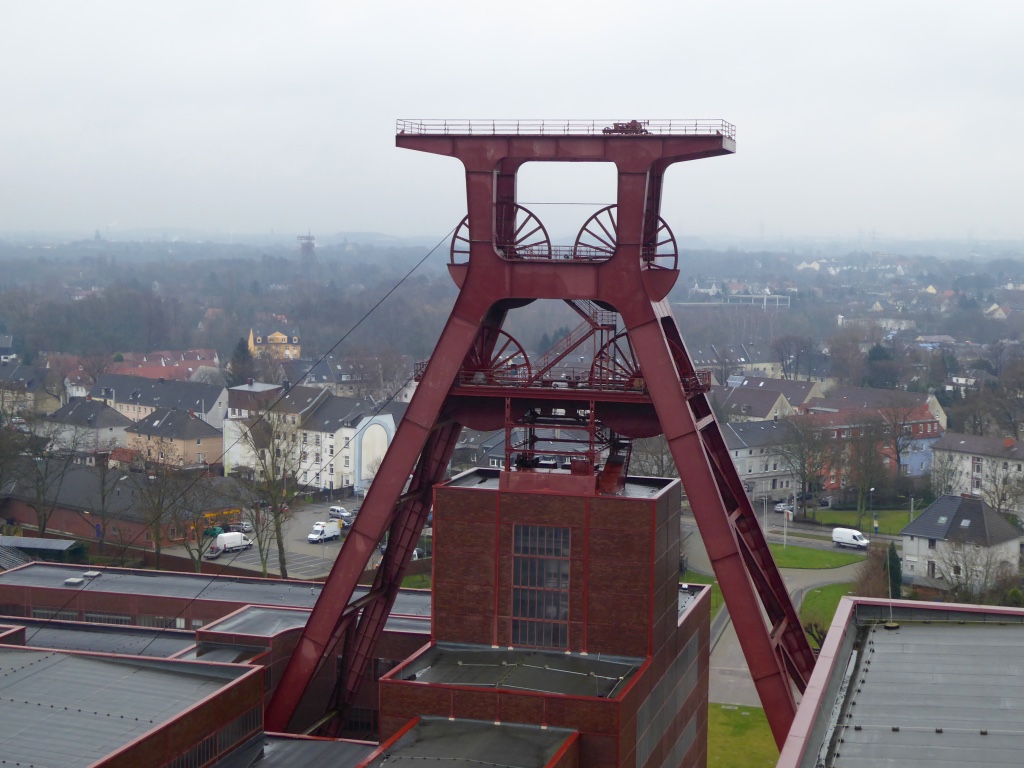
[[266, 123, 813, 748]]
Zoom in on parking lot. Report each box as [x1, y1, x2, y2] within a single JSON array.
[[177, 498, 374, 581]]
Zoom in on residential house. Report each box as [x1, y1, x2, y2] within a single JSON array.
[[0, 335, 15, 363], [226, 380, 284, 419], [90, 375, 229, 429], [814, 386, 948, 430], [0, 363, 61, 416], [223, 388, 396, 497], [42, 398, 133, 459], [900, 494, 1021, 590], [721, 375, 824, 406], [709, 384, 794, 422], [721, 420, 799, 506], [125, 408, 224, 469], [930, 433, 1024, 513], [248, 327, 301, 361]]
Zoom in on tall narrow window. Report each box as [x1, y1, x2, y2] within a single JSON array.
[[511, 525, 570, 649]]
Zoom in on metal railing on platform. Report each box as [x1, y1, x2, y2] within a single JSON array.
[[397, 119, 735, 140]]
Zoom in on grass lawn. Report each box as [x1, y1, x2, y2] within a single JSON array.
[[800, 582, 854, 648], [401, 573, 432, 589], [768, 542, 865, 569], [681, 571, 724, 621], [810, 507, 913, 535], [708, 704, 777, 767]]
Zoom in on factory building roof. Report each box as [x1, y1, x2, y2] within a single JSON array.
[[0, 562, 431, 619], [780, 598, 1024, 767], [0, 646, 252, 768]]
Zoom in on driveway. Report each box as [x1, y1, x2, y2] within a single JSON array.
[[683, 516, 862, 707]]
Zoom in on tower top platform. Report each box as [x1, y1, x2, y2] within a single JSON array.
[[396, 118, 734, 140]]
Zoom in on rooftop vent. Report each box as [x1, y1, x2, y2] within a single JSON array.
[[82, 570, 102, 579], [64, 577, 85, 586]]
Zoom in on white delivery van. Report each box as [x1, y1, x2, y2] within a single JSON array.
[[204, 531, 253, 558], [308, 520, 341, 543], [832, 527, 869, 550]]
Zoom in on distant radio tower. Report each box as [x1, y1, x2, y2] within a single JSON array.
[[298, 232, 317, 269]]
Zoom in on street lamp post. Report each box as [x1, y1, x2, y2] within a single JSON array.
[[869, 487, 877, 534]]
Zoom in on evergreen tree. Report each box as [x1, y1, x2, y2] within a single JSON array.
[[886, 541, 902, 600], [227, 337, 256, 387]]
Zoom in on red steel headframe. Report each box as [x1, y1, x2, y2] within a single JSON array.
[[265, 119, 815, 747]]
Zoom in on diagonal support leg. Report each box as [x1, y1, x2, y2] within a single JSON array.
[[623, 307, 815, 749], [265, 301, 495, 732]]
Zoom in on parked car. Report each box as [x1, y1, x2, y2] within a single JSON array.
[[240, 520, 253, 533], [203, 526, 223, 538], [329, 506, 354, 527], [773, 503, 793, 514]]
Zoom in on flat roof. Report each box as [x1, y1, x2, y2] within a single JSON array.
[[0, 534, 82, 551], [207, 605, 427, 638], [393, 643, 642, 698], [1, 617, 195, 657], [218, 735, 376, 768], [0, 646, 249, 768], [367, 716, 576, 768], [0, 563, 431, 619], [678, 583, 705, 617], [210, 606, 312, 637], [781, 599, 1024, 767], [445, 467, 676, 498]]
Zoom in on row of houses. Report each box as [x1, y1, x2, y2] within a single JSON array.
[[35, 373, 402, 499], [718, 378, 946, 504]]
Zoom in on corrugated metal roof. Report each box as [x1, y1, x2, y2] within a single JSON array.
[[15, 618, 195, 657], [0, 647, 246, 768], [818, 619, 1024, 766], [0, 563, 431, 617]]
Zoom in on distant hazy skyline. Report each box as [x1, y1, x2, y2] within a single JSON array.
[[2, 2, 1022, 244]]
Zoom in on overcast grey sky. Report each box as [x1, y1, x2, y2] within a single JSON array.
[[2, 2, 1022, 243]]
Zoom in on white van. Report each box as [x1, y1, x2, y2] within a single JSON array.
[[308, 520, 341, 543], [832, 527, 869, 550], [204, 531, 253, 558]]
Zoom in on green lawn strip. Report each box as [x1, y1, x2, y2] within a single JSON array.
[[681, 571, 724, 621], [810, 507, 913, 536], [401, 573, 432, 589], [708, 704, 777, 767], [799, 582, 854, 648], [768, 542, 865, 569]]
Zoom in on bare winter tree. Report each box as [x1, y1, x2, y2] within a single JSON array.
[[936, 541, 1018, 604], [129, 447, 185, 570], [233, 413, 303, 578], [930, 451, 967, 496], [774, 416, 835, 520], [170, 473, 233, 571], [17, 419, 86, 536], [877, 393, 920, 487], [980, 460, 1024, 521], [630, 435, 678, 478], [843, 414, 888, 529]]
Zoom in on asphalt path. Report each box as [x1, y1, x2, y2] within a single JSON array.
[[682, 515, 865, 708]]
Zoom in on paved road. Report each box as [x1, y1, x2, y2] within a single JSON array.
[[683, 516, 863, 707]]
